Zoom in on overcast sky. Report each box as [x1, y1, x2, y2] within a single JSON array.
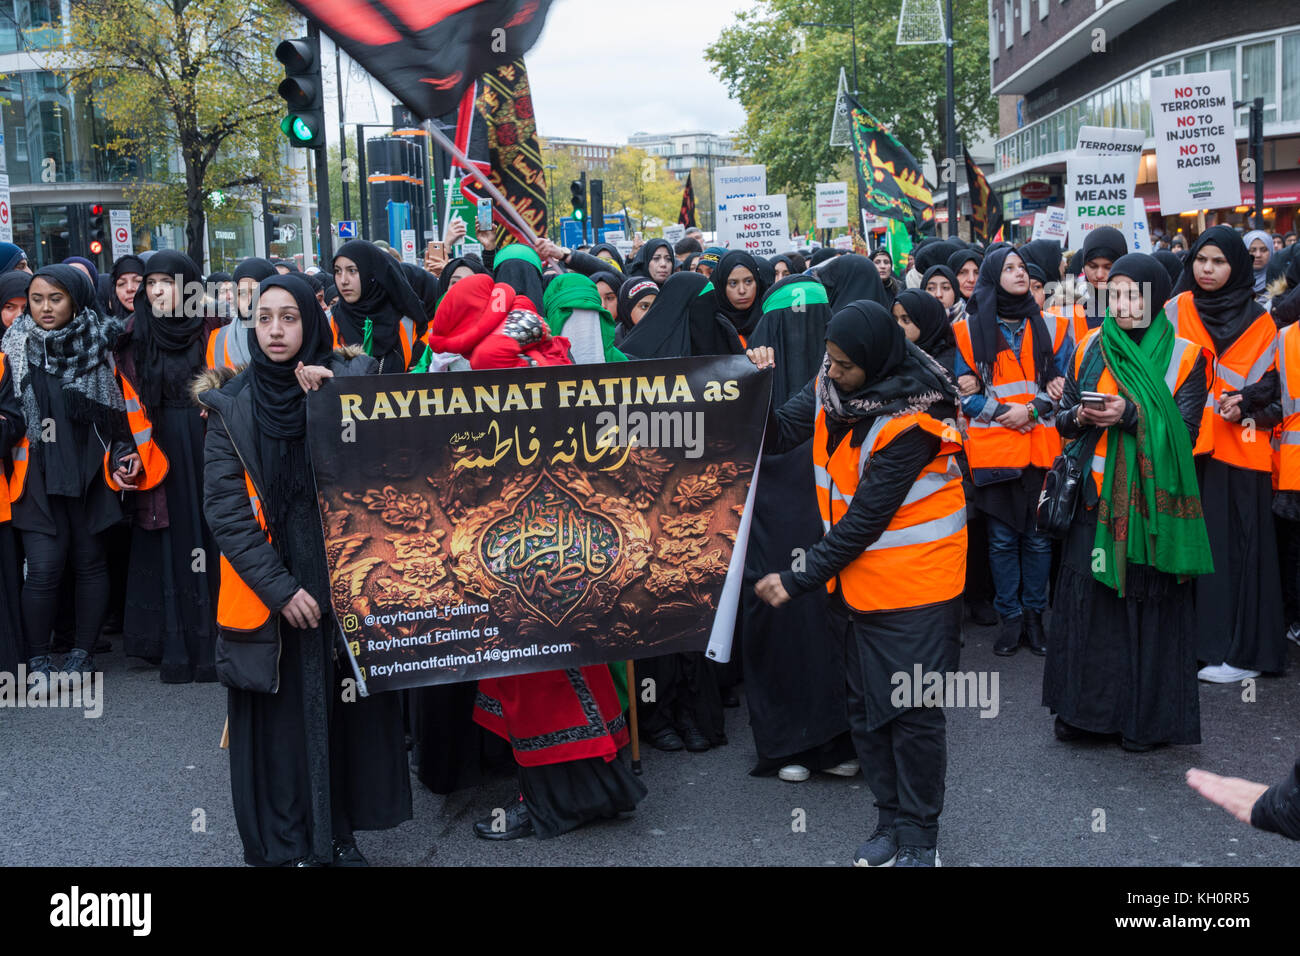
[[325, 0, 754, 144]]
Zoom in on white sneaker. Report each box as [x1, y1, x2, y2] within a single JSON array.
[[1197, 662, 1261, 683], [822, 759, 860, 777], [1286, 623, 1300, 647], [778, 764, 810, 782]]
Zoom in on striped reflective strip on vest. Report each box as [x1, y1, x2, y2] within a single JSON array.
[[12, 443, 27, 462], [1281, 328, 1300, 418], [864, 507, 967, 552], [857, 418, 962, 508], [1216, 341, 1276, 391], [124, 397, 141, 414], [992, 379, 1037, 398], [133, 425, 153, 445]]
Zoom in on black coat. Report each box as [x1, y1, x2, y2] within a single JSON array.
[[196, 347, 378, 693]]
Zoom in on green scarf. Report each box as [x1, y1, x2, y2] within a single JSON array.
[[541, 272, 626, 362], [1091, 311, 1214, 595]]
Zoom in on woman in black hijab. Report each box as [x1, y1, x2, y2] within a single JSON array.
[[436, 255, 488, 301], [871, 248, 901, 297], [0, 269, 30, 330], [632, 238, 675, 287], [117, 250, 222, 682], [948, 249, 983, 304], [741, 274, 857, 781], [894, 288, 955, 372], [710, 250, 768, 344], [755, 299, 962, 867], [922, 264, 962, 320], [1169, 225, 1285, 682], [107, 254, 144, 320], [818, 252, 890, 312], [953, 246, 1066, 656], [198, 273, 411, 866], [331, 239, 429, 373], [617, 271, 710, 359]]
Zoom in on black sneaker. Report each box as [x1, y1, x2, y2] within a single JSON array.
[[62, 649, 94, 675], [27, 655, 55, 680], [852, 825, 898, 867], [894, 845, 941, 867], [332, 840, 369, 866], [473, 799, 534, 840]]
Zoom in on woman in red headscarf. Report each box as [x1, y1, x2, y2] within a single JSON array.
[[425, 271, 647, 840]]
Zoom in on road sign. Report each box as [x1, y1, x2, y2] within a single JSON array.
[[400, 229, 417, 263], [0, 174, 9, 244], [280, 222, 297, 243], [338, 220, 357, 239], [110, 209, 132, 258]]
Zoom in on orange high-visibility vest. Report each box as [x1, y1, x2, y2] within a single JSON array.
[[1072, 326, 1204, 496], [812, 403, 967, 614], [103, 368, 169, 492], [1170, 291, 1276, 471], [953, 316, 1063, 471], [1275, 323, 1300, 490], [8, 362, 168, 503], [206, 322, 251, 371], [0, 353, 10, 523], [330, 316, 416, 370], [215, 470, 274, 633]]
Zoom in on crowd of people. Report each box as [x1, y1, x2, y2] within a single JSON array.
[[1, 214, 1299, 868]]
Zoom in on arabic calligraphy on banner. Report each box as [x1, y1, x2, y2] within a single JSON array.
[[306, 357, 771, 693]]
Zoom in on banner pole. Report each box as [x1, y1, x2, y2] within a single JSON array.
[[626, 660, 641, 774], [422, 119, 540, 246]]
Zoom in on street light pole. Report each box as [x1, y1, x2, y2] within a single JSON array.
[[545, 162, 557, 241], [944, 0, 957, 238]]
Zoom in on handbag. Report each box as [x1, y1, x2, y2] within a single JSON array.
[[1035, 444, 1085, 538]]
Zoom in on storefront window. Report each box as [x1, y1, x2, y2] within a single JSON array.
[[1209, 45, 1236, 96], [1284, 34, 1300, 122], [1241, 40, 1277, 123], [1183, 51, 1207, 75]]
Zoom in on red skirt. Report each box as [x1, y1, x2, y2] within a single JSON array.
[[474, 666, 629, 767]]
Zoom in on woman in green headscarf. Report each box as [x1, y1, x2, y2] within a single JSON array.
[[1044, 253, 1214, 752], [541, 272, 626, 364]]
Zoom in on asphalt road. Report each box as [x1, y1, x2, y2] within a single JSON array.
[[1, 621, 1297, 867]]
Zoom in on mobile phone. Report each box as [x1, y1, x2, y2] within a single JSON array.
[[634, 230, 643, 241], [476, 198, 492, 232], [1080, 390, 1107, 410], [428, 241, 444, 258]]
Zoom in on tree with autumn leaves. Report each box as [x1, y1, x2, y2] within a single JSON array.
[[57, 0, 301, 265], [542, 140, 687, 237]]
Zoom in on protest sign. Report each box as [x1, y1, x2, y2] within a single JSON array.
[[816, 181, 849, 229], [1031, 206, 1068, 242], [307, 357, 771, 693], [719, 194, 789, 256], [714, 164, 766, 235], [663, 223, 686, 244], [1150, 70, 1239, 214], [1067, 155, 1140, 247]]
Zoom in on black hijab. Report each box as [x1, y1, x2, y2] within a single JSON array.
[[915, 240, 962, 275], [107, 254, 145, 319], [826, 301, 906, 387], [966, 246, 1056, 388], [130, 250, 207, 409], [895, 288, 954, 360], [618, 271, 710, 359], [247, 274, 332, 542], [331, 239, 427, 367], [35, 264, 96, 316], [1173, 224, 1263, 350], [1108, 252, 1174, 335], [589, 242, 626, 274], [809, 247, 838, 268], [947, 249, 983, 298], [1081, 226, 1128, 265], [0, 269, 30, 310], [710, 250, 768, 337], [399, 261, 439, 330], [1152, 250, 1185, 288], [436, 255, 488, 301], [492, 246, 544, 307], [787, 251, 807, 273], [234, 257, 277, 284], [921, 263, 958, 297], [616, 277, 659, 332], [633, 238, 675, 286], [818, 253, 890, 311], [1017, 240, 1062, 285]]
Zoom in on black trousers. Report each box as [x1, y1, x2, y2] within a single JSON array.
[[832, 599, 949, 849], [20, 495, 110, 657]]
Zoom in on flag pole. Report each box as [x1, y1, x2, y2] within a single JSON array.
[[422, 119, 540, 246], [625, 660, 641, 774]]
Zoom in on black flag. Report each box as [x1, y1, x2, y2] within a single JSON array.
[[964, 147, 1004, 243], [846, 92, 935, 235], [678, 172, 697, 228], [286, 0, 555, 120]]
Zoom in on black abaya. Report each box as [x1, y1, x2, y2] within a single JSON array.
[[1195, 457, 1287, 673], [1043, 505, 1201, 745], [518, 755, 647, 839]]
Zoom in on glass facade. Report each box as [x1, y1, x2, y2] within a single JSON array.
[[996, 29, 1300, 173]]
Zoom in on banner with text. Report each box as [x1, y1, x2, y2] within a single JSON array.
[[306, 358, 771, 694], [1150, 70, 1239, 215], [1075, 125, 1149, 251], [1067, 154, 1141, 248], [816, 181, 849, 229], [720, 194, 790, 256], [714, 164, 766, 236]]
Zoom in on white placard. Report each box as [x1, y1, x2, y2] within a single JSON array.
[[1031, 205, 1068, 242], [0, 174, 11, 244], [662, 223, 686, 244], [459, 241, 483, 259], [602, 229, 625, 244], [832, 235, 853, 250], [1067, 155, 1141, 248], [615, 239, 634, 258], [1075, 125, 1146, 157], [720, 193, 789, 257], [816, 181, 849, 229], [400, 229, 417, 263], [714, 164, 766, 236], [1150, 70, 1240, 215]]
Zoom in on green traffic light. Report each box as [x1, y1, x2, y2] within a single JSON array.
[[280, 114, 316, 144], [573, 209, 585, 220]]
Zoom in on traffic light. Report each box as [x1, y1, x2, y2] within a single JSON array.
[[267, 213, 282, 244], [569, 179, 586, 222], [88, 203, 106, 256], [275, 37, 325, 149]]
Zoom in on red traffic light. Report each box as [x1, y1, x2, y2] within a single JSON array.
[[89, 240, 104, 255], [89, 203, 105, 216]]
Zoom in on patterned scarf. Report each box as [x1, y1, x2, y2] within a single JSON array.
[[815, 342, 955, 446], [1, 308, 126, 446]]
